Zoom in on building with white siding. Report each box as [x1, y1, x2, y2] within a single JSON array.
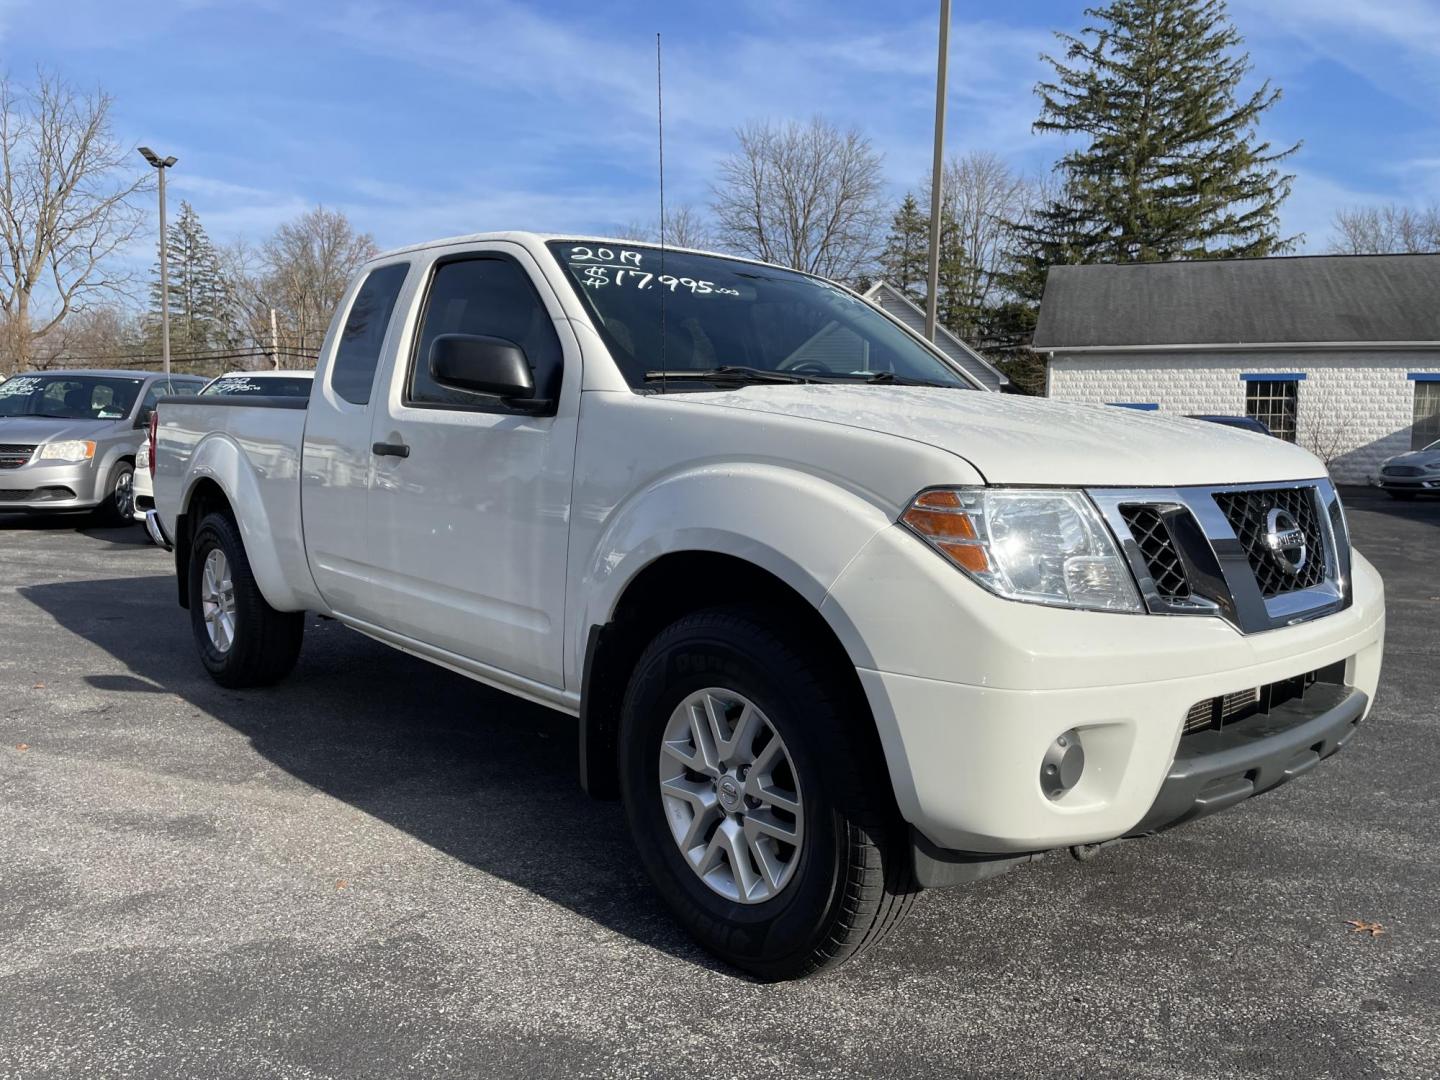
[[1033, 254, 1440, 484], [863, 281, 1008, 391]]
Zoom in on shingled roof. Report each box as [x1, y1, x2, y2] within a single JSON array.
[[1032, 253, 1440, 350]]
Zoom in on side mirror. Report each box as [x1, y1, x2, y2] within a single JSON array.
[[134, 406, 154, 429], [429, 334, 537, 401]]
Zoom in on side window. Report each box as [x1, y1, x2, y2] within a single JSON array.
[[408, 256, 563, 409], [138, 380, 168, 418], [331, 262, 410, 406]]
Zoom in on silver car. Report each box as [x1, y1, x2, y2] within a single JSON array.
[[1378, 437, 1440, 500], [0, 369, 207, 521]]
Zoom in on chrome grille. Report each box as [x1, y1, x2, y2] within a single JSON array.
[[0, 443, 35, 469], [1184, 688, 1262, 734], [1382, 465, 1423, 477], [1213, 486, 1326, 598], [1119, 505, 1190, 600]]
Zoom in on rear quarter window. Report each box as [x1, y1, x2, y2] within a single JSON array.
[[331, 263, 410, 406]]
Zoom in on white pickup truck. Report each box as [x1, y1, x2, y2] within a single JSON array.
[[151, 232, 1386, 979]]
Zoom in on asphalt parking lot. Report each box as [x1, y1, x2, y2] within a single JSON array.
[[1, 489, 1437, 1080]]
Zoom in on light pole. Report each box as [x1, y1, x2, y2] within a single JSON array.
[[924, 0, 951, 342], [138, 147, 178, 375]]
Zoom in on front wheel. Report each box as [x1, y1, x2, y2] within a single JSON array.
[[96, 460, 135, 525], [188, 511, 304, 687], [619, 606, 917, 980]]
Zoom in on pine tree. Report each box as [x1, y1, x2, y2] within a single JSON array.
[[1027, 0, 1297, 265], [148, 202, 240, 355], [879, 194, 929, 298]]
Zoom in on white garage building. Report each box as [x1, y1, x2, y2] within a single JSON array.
[[1033, 254, 1440, 483]]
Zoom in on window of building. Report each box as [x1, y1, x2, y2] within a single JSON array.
[[331, 262, 410, 406], [1413, 379, 1440, 450], [1244, 377, 1300, 442], [407, 256, 563, 410]]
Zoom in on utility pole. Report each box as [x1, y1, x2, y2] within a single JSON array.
[[138, 148, 178, 374], [270, 308, 280, 370], [924, 0, 951, 342]]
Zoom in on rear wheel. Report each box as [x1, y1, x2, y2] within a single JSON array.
[[619, 606, 917, 980], [188, 511, 304, 687]]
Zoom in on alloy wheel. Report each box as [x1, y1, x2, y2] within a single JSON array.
[[657, 687, 805, 904], [200, 548, 237, 653]]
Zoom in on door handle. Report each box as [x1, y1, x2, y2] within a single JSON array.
[[372, 441, 410, 458]]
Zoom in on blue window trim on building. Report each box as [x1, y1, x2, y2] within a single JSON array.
[[1407, 373, 1440, 382], [1239, 373, 1306, 382], [1107, 402, 1159, 411]]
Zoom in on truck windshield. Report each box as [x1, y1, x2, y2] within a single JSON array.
[[546, 241, 974, 391], [0, 374, 143, 419]]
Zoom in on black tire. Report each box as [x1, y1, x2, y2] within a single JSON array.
[[96, 460, 135, 526], [619, 605, 917, 980], [1386, 490, 1417, 501], [187, 510, 304, 688]]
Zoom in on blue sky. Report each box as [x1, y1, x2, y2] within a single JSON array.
[[7, 0, 1440, 259]]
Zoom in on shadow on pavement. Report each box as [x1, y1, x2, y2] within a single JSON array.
[[1337, 486, 1440, 527], [1, 511, 152, 547], [19, 572, 720, 974]]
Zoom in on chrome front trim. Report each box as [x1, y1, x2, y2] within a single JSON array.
[[1089, 479, 1349, 635]]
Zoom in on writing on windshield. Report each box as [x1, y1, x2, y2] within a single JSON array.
[[548, 241, 970, 392]]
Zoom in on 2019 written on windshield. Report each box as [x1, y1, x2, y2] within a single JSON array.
[[565, 246, 740, 296]]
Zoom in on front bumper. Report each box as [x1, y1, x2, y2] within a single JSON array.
[[826, 526, 1386, 856], [0, 459, 105, 511], [1377, 475, 1440, 491]]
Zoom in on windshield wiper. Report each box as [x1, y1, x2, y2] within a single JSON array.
[[841, 370, 959, 389], [643, 366, 815, 386]]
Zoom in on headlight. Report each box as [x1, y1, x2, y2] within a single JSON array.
[[901, 487, 1143, 612], [1426, 462, 1440, 472], [37, 440, 96, 463], [136, 442, 150, 468]]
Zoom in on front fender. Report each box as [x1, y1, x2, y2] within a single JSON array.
[[571, 462, 893, 685], [181, 432, 315, 611]]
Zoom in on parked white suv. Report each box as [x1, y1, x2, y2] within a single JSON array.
[[150, 233, 1386, 979]]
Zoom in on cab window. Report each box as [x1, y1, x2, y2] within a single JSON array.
[[407, 256, 563, 410]]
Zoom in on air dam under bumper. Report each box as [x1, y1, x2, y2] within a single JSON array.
[[1126, 681, 1364, 836]]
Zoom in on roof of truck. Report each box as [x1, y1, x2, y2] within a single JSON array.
[[371, 230, 765, 268]]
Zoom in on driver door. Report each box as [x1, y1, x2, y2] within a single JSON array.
[[364, 244, 579, 689]]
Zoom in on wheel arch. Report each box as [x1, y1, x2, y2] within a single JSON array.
[[578, 549, 877, 799]]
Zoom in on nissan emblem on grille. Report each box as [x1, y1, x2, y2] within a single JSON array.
[[1262, 508, 1307, 576]]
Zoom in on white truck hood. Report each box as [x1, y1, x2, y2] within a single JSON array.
[[670, 385, 1327, 487]]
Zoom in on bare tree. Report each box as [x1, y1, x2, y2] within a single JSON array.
[[935, 152, 1032, 322], [1297, 380, 1357, 471], [0, 71, 148, 374], [614, 204, 715, 251], [711, 117, 886, 281], [1329, 203, 1440, 254], [259, 206, 378, 364]]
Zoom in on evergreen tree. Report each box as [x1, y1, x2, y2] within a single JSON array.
[[148, 202, 240, 354], [879, 194, 928, 298], [1028, 0, 1297, 264]]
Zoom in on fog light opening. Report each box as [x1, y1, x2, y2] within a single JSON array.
[[1041, 728, 1086, 800]]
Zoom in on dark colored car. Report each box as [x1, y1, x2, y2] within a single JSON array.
[[1187, 414, 1274, 436]]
